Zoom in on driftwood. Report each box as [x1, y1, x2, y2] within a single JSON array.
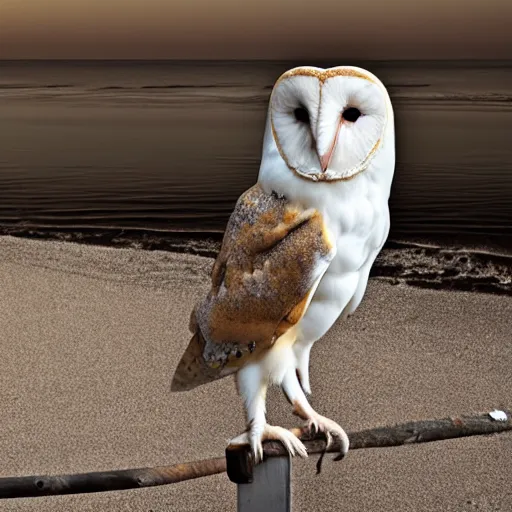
[[0, 410, 510, 499]]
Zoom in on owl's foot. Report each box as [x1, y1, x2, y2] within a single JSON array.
[[228, 423, 308, 464], [301, 412, 349, 460]]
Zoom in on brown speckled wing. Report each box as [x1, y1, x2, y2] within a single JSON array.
[[171, 184, 335, 392]]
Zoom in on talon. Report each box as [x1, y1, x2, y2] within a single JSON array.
[[263, 424, 308, 459], [250, 433, 264, 464], [301, 413, 350, 461], [325, 430, 333, 450], [229, 423, 308, 464], [257, 445, 263, 463]]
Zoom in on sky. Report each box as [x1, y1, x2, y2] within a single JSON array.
[[1, 0, 511, 60]]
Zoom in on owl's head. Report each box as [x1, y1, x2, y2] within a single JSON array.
[[267, 65, 393, 182]]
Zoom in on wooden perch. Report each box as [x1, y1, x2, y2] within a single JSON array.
[[0, 410, 510, 499], [226, 409, 512, 483]]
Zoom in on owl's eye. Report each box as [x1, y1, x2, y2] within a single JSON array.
[[342, 107, 361, 122], [293, 107, 310, 124]]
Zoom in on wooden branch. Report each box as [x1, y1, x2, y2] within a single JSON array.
[[226, 409, 512, 483], [0, 458, 227, 499], [1, 410, 510, 499]]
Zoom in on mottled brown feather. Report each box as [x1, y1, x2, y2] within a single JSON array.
[[171, 184, 334, 391]]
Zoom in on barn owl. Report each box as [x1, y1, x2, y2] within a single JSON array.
[[172, 65, 395, 464]]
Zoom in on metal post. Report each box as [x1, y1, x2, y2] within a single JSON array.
[[226, 445, 291, 512], [237, 455, 291, 512]]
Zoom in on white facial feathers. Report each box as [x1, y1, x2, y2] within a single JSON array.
[[270, 76, 321, 177], [269, 66, 391, 181], [319, 77, 386, 177]]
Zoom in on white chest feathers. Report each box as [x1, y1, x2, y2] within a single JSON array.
[[258, 168, 391, 344], [255, 65, 396, 343]]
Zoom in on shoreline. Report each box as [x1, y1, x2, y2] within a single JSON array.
[[1, 227, 510, 296]]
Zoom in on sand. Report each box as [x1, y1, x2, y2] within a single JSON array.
[[0, 235, 510, 511]]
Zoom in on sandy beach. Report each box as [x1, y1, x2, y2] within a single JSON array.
[[0, 235, 510, 511]]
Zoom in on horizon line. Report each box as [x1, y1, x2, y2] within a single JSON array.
[[1, 58, 512, 62]]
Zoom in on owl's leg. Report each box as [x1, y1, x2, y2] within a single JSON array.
[[294, 341, 314, 395], [281, 368, 349, 459], [228, 364, 307, 463]]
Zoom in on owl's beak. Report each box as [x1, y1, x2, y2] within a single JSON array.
[[319, 149, 334, 173], [318, 118, 343, 173]]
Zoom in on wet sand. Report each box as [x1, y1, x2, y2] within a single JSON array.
[[0, 236, 510, 511]]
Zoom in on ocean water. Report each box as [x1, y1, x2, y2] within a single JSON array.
[[1, 60, 511, 249]]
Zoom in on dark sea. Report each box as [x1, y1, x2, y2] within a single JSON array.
[[1, 60, 512, 251]]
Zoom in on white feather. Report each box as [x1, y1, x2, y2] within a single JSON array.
[[258, 66, 394, 383], [230, 66, 395, 457]]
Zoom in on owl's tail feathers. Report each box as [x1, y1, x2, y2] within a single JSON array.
[[171, 331, 230, 392]]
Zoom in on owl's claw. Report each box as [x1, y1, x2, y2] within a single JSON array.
[[228, 423, 308, 463], [251, 434, 264, 464], [325, 430, 333, 450], [307, 416, 319, 436], [304, 413, 349, 460]]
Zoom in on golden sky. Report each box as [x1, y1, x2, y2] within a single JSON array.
[[1, 0, 511, 59]]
